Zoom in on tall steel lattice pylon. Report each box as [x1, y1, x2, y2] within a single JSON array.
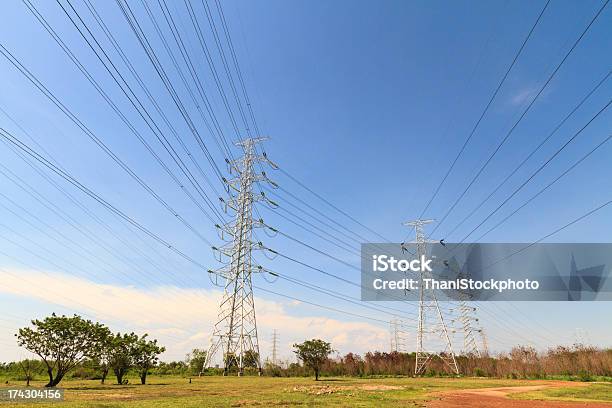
[[271, 329, 279, 366], [403, 219, 459, 375], [204, 137, 277, 376]]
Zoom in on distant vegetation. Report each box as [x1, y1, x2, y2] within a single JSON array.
[[2, 314, 610, 385], [312, 345, 612, 380]]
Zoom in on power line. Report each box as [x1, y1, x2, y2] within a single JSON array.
[[429, 0, 610, 236], [0, 127, 210, 271], [472, 198, 612, 276], [204, 0, 396, 247], [0, 109, 198, 286], [473, 132, 612, 242], [200, 0, 252, 138], [278, 168, 392, 242], [0, 147, 205, 295], [253, 285, 391, 325], [48, 0, 227, 223], [0, 41, 216, 245], [122, 0, 235, 161], [419, 0, 551, 219], [263, 185, 367, 246], [265, 268, 418, 321], [455, 98, 611, 244], [443, 71, 611, 239], [265, 245, 454, 313], [141, 0, 235, 158], [183, 0, 240, 144], [81, 0, 229, 196]]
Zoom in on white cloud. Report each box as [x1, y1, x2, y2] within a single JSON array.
[[0, 268, 388, 362], [509, 86, 539, 106]]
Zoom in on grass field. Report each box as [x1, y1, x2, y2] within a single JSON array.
[[1, 376, 611, 407], [512, 383, 612, 403]]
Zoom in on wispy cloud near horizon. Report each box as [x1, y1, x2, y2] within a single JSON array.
[[0, 268, 388, 362]]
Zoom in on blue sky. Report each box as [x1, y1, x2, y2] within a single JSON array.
[[0, 0, 610, 362]]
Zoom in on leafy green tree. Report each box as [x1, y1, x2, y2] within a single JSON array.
[[186, 349, 207, 376], [89, 327, 113, 384], [133, 335, 165, 384], [242, 350, 260, 369], [109, 332, 139, 385], [18, 359, 40, 386], [16, 314, 107, 387], [293, 339, 334, 380]]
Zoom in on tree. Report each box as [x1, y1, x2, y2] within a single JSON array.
[[242, 350, 260, 370], [186, 349, 207, 376], [90, 328, 113, 384], [18, 359, 40, 386], [108, 332, 139, 385], [133, 335, 165, 385], [16, 314, 107, 387], [293, 339, 334, 381]]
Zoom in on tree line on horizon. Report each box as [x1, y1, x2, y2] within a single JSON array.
[[2, 314, 611, 385]]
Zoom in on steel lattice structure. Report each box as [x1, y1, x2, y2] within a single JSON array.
[[403, 219, 459, 375], [390, 317, 407, 353], [271, 329, 279, 366], [204, 137, 277, 376], [455, 300, 483, 357], [446, 260, 485, 357]]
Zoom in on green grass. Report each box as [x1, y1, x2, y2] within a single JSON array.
[[512, 383, 612, 403], [0, 376, 608, 407]]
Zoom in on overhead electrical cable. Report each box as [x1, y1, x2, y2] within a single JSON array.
[[0, 41, 217, 245], [418, 0, 552, 219], [455, 99, 611, 244], [443, 71, 611, 239], [0, 127, 210, 270], [49, 0, 227, 223], [429, 0, 610, 237]]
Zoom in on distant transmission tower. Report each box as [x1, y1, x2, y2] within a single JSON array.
[[403, 219, 459, 375], [204, 137, 277, 376], [444, 258, 484, 357], [390, 318, 406, 353], [480, 329, 489, 356], [271, 329, 279, 365], [574, 328, 590, 346], [454, 301, 482, 357]]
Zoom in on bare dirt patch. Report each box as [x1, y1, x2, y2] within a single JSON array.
[[359, 384, 404, 391], [290, 385, 343, 395], [427, 381, 610, 407], [290, 383, 403, 395]]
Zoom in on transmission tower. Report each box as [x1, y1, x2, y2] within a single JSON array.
[[480, 329, 489, 356], [271, 329, 279, 366], [390, 317, 407, 353], [574, 328, 590, 346], [403, 219, 459, 375], [452, 301, 482, 357], [204, 137, 277, 376], [444, 256, 484, 358]]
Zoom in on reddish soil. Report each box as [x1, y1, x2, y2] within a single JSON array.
[[427, 382, 611, 408]]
